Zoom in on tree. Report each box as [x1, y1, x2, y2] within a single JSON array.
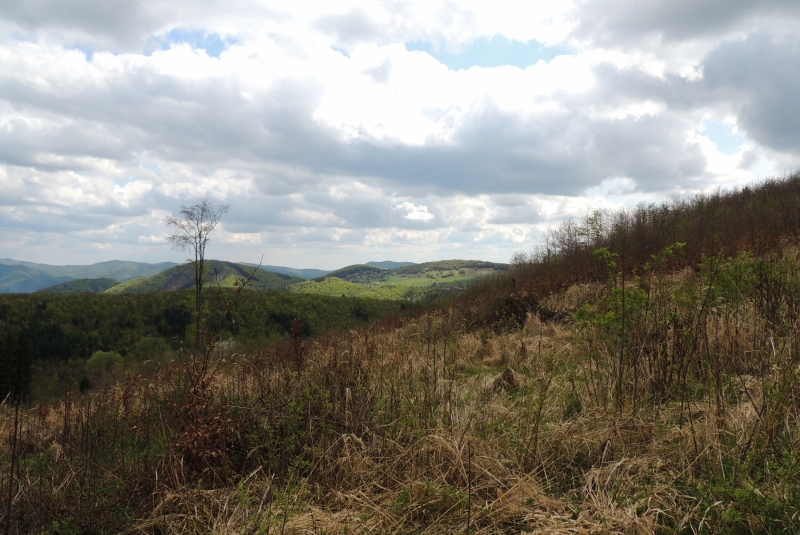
[[0, 325, 33, 402], [165, 200, 229, 350]]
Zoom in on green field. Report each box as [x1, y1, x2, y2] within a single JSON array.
[[290, 277, 417, 299], [382, 266, 498, 287], [289, 266, 500, 297]]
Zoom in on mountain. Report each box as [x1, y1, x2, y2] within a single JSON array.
[[0, 264, 72, 293], [367, 261, 416, 269], [0, 259, 178, 293], [36, 278, 121, 294], [106, 261, 305, 293], [241, 263, 329, 280]]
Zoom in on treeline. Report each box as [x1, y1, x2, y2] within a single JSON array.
[[0, 289, 407, 401], [535, 172, 800, 289], [454, 172, 800, 329]]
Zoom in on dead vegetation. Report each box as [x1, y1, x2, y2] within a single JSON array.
[[3, 243, 800, 534], [6, 175, 800, 533]]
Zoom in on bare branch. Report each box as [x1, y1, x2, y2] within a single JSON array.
[[163, 199, 229, 351]]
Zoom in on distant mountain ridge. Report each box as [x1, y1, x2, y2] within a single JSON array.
[[240, 263, 329, 280], [37, 278, 121, 294], [0, 264, 72, 293], [243, 262, 416, 279], [367, 261, 416, 269], [0, 258, 500, 294], [0, 259, 178, 293]]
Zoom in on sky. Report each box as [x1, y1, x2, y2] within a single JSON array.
[[1, 1, 799, 269]]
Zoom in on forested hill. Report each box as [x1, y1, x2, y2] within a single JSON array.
[[105, 260, 304, 293], [313, 264, 388, 282]]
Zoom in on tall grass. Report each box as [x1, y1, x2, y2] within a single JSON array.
[[3, 173, 800, 533]]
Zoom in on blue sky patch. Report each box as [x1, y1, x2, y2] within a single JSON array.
[[331, 46, 350, 58], [406, 35, 569, 70], [156, 29, 230, 57], [701, 119, 745, 155], [72, 42, 94, 61]]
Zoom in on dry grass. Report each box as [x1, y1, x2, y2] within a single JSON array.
[[3, 262, 800, 534]]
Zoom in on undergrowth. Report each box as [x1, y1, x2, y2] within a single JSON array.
[[3, 243, 800, 533]]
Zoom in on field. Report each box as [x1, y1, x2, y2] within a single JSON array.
[[295, 262, 507, 298], [382, 266, 499, 287], [289, 277, 416, 299]]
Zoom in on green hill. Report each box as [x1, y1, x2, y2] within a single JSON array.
[[106, 261, 304, 294], [37, 278, 120, 294], [313, 264, 389, 283], [308, 260, 509, 289], [0, 264, 72, 293]]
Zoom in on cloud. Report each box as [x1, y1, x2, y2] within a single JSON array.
[[0, 1, 797, 266], [571, 0, 800, 46], [138, 234, 169, 244], [393, 201, 435, 222], [701, 33, 800, 154]]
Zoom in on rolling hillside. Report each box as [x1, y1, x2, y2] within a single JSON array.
[[106, 260, 304, 293]]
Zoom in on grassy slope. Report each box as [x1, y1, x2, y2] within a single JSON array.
[[13, 256, 800, 533], [290, 276, 414, 300], [383, 266, 498, 287]]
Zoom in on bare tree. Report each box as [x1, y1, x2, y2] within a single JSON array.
[[165, 200, 229, 350]]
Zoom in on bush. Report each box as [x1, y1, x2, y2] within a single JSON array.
[[85, 350, 125, 390]]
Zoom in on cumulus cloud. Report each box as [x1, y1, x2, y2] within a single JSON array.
[[0, 1, 797, 266], [393, 201, 435, 222]]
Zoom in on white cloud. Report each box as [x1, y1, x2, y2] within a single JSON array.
[[393, 202, 435, 222], [138, 234, 169, 244], [0, 1, 798, 266]]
